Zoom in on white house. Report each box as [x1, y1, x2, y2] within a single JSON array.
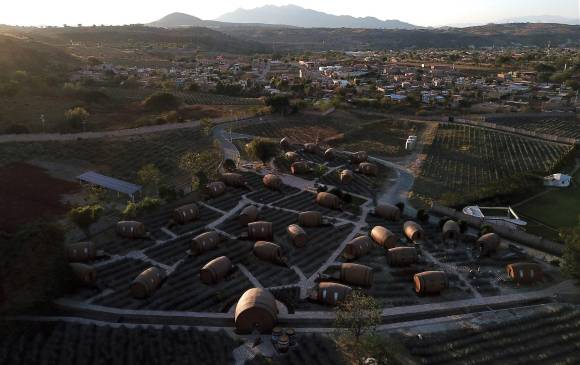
[[544, 173, 572, 188]]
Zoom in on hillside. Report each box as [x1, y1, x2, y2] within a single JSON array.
[[219, 23, 580, 51], [26, 25, 269, 54], [0, 34, 78, 77]]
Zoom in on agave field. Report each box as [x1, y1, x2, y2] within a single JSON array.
[[413, 123, 573, 202], [0, 321, 239, 365]]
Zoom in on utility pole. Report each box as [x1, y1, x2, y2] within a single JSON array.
[[40, 114, 45, 133]]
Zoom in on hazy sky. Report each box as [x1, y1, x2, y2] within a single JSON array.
[[1, 0, 578, 27]]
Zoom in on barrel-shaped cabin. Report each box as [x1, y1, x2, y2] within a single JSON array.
[[253, 241, 286, 265], [303, 143, 318, 154], [414, 271, 448, 295], [298, 211, 323, 227], [344, 236, 374, 259], [310, 282, 352, 306], [130, 267, 165, 299], [442, 220, 461, 242], [477, 233, 501, 256], [351, 151, 368, 164], [316, 192, 342, 210], [221, 173, 245, 187], [200, 256, 233, 285], [335, 263, 374, 287], [286, 224, 306, 247], [263, 174, 282, 190], [370, 226, 397, 249], [206, 181, 226, 197], [387, 247, 418, 267], [359, 162, 378, 176], [239, 205, 259, 226], [117, 221, 147, 239], [234, 288, 278, 334], [248, 221, 273, 241], [291, 161, 310, 175], [285, 152, 301, 162], [191, 231, 221, 255], [66, 241, 98, 262], [506, 263, 543, 285], [69, 263, 97, 286], [172, 203, 199, 224], [280, 137, 291, 151], [324, 148, 335, 161], [375, 204, 401, 221], [403, 221, 425, 242], [340, 169, 353, 185]]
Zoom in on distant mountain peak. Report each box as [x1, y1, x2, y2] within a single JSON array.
[[216, 4, 416, 29], [147, 12, 204, 28]]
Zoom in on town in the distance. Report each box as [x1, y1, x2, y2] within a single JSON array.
[[1, 3, 580, 365]]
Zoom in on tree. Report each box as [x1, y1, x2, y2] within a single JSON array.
[[64, 107, 90, 131], [143, 92, 180, 111], [265, 95, 291, 114], [334, 290, 381, 342], [562, 218, 580, 281], [0, 222, 74, 314], [137, 163, 161, 195], [178, 151, 219, 189], [245, 138, 278, 164], [68, 204, 103, 238]]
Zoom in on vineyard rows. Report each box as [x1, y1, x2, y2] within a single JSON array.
[[0, 321, 239, 365], [181, 92, 263, 106], [488, 116, 580, 140]]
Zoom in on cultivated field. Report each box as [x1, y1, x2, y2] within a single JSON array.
[[181, 92, 263, 106], [486, 115, 580, 140], [412, 123, 573, 204]]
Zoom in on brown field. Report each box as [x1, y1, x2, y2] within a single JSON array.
[[0, 163, 80, 232]]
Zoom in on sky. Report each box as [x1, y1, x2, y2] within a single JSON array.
[[0, 0, 578, 27]]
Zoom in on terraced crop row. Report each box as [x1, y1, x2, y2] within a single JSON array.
[[0, 321, 239, 365], [181, 92, 263, 106], [404, 305, 580, 365], [487, 116, 580, 140]]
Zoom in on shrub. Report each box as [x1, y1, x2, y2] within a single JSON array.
[[416, 209, 429, 222], [159, 185, 181, 202], [68, 204, 103, 238], [395, 202, 405, 212], [64, 107, 90, 131], [480, 224, 494, 236], [245, 138, 278, 164], [122, 197, 161, 218], [143, 92, 180, 111]]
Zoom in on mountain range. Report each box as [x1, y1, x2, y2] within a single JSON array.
[[215, 5, 416, 29]]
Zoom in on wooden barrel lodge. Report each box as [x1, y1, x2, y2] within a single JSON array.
[[344, 236, 374, 259], [239, 205, 259, 226], [291, 161, 310, 175], [316, 192, 342, 210], [206, 181, 226, 197], [303, 143, 318, 154], [442, 220, 461, 242], [191, 231, 221, 255], [359, 162, 378, 176], [248, 221, 273, 241], [263, 174, 282, 190], [130, 267, 165, 299], [200, 256, 233, 285], [506, 263, 543, 284], [351, 151, 368, 164], [403, 221, 425, 242], [477, 233, 501, 256], [324, 148, 335, 161], [310, 282, 352, 306], [69, 263, 97, 286], [66, 241, 98, 262], [414, 271, 448, 295], [234, 288, 278, 334], [280, 137, 291, 151], [221, 173, 244, 187], [285, 151, 300, 162], [287, 224, 307, 247], [387, 247, 418, 267], [340, 169, 353, 184], [172, 203, 199, 224], [337, 263, 374, 287], [116, 221, 147, 239], [253, 241, 286, 265], [370, 226, 397, 249], [298, 211, 323, 227], [375, 204, 401, 221]]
